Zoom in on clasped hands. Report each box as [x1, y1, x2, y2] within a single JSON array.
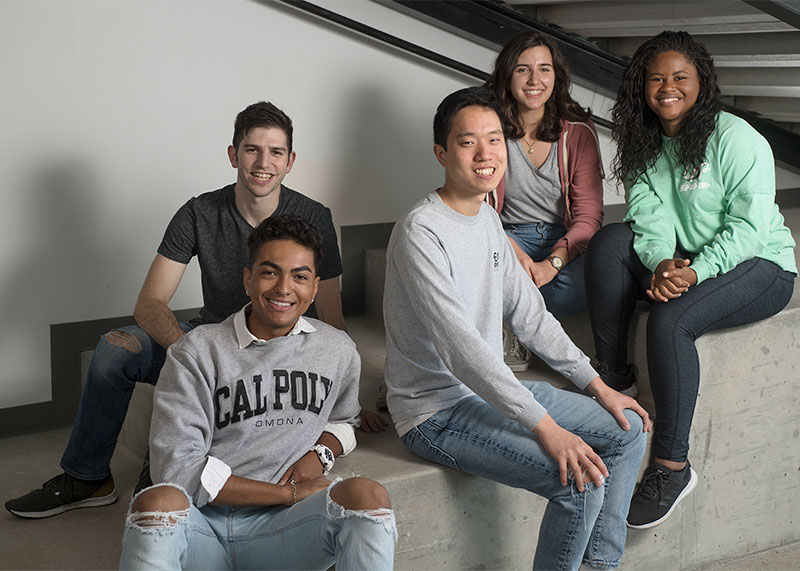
[[647, 257, 698, 303], [277, 450, 330, 505]]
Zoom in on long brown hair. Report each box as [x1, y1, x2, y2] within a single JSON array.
[[485, 31, 590, 142]]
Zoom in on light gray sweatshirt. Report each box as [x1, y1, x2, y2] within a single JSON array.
[[383, 191, 597, 436], [150, 308, 361, 505]]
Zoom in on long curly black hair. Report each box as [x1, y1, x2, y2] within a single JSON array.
[[485, 31, 590, 142], [612, 31, 721, 183]]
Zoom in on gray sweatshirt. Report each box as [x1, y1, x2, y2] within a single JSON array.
[[150, 308, 361, 505], [383, 191, 597, 436]]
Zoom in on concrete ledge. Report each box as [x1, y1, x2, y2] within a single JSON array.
[[103, 280, 800, 570], [340, 299, 800, 569]]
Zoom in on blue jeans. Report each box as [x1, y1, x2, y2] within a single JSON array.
[[586, 223, 796, 461], [401, 381, 646, 570], [61, 323, 196, 480], [504, 222, 587, 319], [119, 482, 397, 570]]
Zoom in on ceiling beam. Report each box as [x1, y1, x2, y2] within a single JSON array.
[[744, 0, 800, 30], [387, 0, 800, 170], [714, 54, 800, 67], [511, 0, 793, 37], [733, 96, 800, 122], [606, 31, 800, 57], [388, 0, 626, 95]]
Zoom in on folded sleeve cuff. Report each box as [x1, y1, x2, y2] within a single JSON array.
[[323, 423, 357, 456], [197, 456, 232, 507]]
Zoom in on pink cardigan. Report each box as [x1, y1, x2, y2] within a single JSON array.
[[488, 119, 604, 261]]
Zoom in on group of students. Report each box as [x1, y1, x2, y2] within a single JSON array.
[[6, 29, 796, 571]]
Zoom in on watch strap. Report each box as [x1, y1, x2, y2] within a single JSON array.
[[312, 444, 335, 476]]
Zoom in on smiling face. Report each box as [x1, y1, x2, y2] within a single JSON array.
[[243, 238, 319, 341], [434, 105, 506, 210], [645, 50, 700, 136], [228, 126, 296, 200], [509, 45, 555, 120]]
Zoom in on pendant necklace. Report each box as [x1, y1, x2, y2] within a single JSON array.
[[522, 135, 536, 154]]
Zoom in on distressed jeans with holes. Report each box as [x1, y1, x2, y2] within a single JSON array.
[[119, 483, 397, 571], [61, 323, 196, 481], [401, 381, 646, 570]]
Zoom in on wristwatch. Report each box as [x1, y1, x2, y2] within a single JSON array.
[[312, 444, 335, 476], [548, 255, 564, 272]]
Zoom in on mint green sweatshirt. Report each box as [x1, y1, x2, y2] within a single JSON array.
[[623, 112, 796, 284]]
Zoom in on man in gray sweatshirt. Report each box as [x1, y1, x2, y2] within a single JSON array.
[[119, 215, 395, 570], [384, 87, 649, 571]]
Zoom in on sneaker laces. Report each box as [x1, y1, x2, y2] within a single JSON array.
[[637, 465, 670, 502], [511, 336, 531, 361], [41, 474, 68, 498]]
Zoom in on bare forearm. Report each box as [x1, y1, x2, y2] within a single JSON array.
[[133, 298, 184, 349], [314, 277, 346, 331], [211, 475, 291, 507], [318, 431, 343, 457]]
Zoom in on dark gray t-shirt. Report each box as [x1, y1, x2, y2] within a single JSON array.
[[158, 184, 342, 324]]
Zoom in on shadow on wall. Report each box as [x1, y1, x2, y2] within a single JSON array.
[[330, 82, 442, 223], [0, 160, 126, 409]]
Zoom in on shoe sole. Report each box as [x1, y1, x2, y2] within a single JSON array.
[[627, 468, 698, 529], [7, 489, 118, 519], [506, 362, 529, 373]]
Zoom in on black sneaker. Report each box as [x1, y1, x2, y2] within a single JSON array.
[[627, 462, 698, 529], [594, 361, 638, 397], [5, 473, 118, 519], [375, 381, 388, 410]]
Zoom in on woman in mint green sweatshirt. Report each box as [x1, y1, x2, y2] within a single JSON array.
[[585, 31, 796, 530]]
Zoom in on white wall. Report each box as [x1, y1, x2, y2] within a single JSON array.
[[0, 0, 499, 409], [0, 0, 795, 409]]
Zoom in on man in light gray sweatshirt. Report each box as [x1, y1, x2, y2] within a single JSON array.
[[384, 87, 649, 571], [119, 215, 395, 570]]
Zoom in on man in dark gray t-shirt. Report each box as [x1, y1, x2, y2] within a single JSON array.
[[6, 101, 388, 521], [158, 182, 342, 325]]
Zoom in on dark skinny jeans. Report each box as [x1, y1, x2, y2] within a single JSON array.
[[585, 223, 795, 462]]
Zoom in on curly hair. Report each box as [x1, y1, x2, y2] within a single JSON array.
[[612, 31, 721, 183], [247, 214, 324, 274], [484, 31, 590, 142]]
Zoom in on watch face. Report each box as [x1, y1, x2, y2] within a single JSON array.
[[550, 256, 563, 269], [323, 449, 334, 462]]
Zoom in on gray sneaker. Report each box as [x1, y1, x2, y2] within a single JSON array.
[[503, 328, 531, 372]]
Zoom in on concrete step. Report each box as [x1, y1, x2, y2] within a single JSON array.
[[107, 293, 800, 570], [355, 233, 800, 568], [107, 207, 800, 569]]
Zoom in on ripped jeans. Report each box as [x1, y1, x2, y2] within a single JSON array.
[[61, 323, 196, 480], [401, 381, 646, 570], [119, 481, 397, 570]]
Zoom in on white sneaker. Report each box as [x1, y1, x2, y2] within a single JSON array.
[[503, 327, 531, 372]]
